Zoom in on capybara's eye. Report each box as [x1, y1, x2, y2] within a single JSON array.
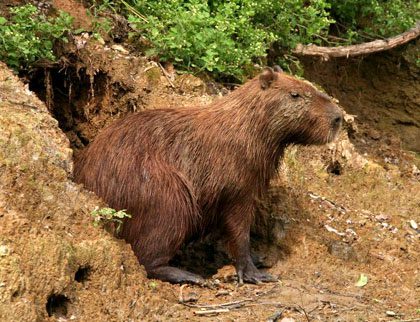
[[290, 92, 300, 98]]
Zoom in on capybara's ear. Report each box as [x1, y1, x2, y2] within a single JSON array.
[[273, 65, 283, 73], [259, 67, 278, 89]]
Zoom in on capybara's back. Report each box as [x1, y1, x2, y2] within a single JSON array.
[[74, 67, 343, 284]]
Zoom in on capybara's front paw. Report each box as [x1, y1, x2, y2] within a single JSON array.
[[237, 262, 278, 284], [243, 269, 277, 284]]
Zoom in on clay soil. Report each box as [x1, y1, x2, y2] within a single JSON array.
[[1, 1, 419, 321]]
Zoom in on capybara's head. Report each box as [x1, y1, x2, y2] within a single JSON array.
[[258, 66, 343, 145]]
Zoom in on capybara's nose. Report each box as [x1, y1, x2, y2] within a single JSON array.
[[332, 113, 343, 128]]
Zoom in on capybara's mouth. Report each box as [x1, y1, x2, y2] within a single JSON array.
[[327, 112, 343, 143], [327, 121, 342, 143]]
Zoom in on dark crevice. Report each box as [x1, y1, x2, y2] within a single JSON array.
[[46, 294, 69, 318], [327, 160, 343, 175], [28, 66, 109, 150], [75, 265, 91, 283]]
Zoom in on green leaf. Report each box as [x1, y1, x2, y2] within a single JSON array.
[[355, 274, 368, 287]]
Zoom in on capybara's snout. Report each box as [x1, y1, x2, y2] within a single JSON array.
[[326, 103, 343, 130], [331, 111, 343, 129]]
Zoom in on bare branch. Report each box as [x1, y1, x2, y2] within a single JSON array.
[[293, 22, 420, 60]]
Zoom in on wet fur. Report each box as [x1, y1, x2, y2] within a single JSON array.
[[74, 68, 342, 283]]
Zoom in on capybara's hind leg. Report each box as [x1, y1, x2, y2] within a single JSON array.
[[147, 265, 205, 285], [121, 161, 203, 284]]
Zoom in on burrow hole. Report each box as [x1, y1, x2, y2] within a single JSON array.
[[327, 160, 343, 175], [75, 265, 92, 283], [46, 294, 69, 318]]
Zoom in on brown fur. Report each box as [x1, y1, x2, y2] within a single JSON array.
[[74, 68, 342, 284]]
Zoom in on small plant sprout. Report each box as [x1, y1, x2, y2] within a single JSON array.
[[91, 207, 131, 233]]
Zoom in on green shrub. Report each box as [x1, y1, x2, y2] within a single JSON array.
[[2, 1, 417, 78], [124, 0, 418, 79], [0, 4, 73, 70], [126, 0, 332, 80], [330, 0, 419, 41]]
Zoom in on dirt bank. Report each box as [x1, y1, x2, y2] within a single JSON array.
[[0, 62, 184, 321], [302, 40, 420, 156]]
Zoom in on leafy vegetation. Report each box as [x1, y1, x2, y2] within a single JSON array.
[[0, 1, 418, 78], [87, 0, 115, 39], [91, 207, 131, 233], [124, 0, 418, 80], [126, 0, 332, 79], [330, 0, 419, 43], [0, 4, 73, 70]]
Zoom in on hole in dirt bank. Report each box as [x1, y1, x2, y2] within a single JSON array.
[[46, 294, 70, 318], [75, 265, 91, 283], [327, 160, 343, 175], [27, 64, 120, 152]]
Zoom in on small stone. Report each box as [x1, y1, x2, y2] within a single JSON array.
[[390, 227, 398, 234], [215, 290, 230, 297], [175, 74, 206, 94], [327, 241, 358, 261], [0, 245, 9, 256], [375, 214, 388, 222], [325, 224, 345, 236], [409, 220, 418, 230], [385, 311, 396, 316], [182, 292, 199, 303], [111, 44, 129, 54], [366, 128, 380, 140]]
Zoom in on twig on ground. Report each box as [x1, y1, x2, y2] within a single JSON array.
[[194, 308, 230, 315], [297, 304, 310, 322], [183, 298, 252, 309], [315, 286, 365, 300], [178, 284, 187, 303], [158, 62, 175, 88]]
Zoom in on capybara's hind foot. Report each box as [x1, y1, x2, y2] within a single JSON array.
[[147, 266, 205, 285], [243, 270, 277, 284]]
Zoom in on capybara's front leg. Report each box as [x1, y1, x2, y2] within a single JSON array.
[[229, 232, 277, 284], [224, 203, 277, 284]]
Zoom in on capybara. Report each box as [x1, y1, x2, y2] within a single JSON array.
[[74, 67, 343, 284]]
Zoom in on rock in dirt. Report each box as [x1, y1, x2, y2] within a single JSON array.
[[409, 220, 418, 230], [327, 241, 358, 262], [175, 74, 207, 94]]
